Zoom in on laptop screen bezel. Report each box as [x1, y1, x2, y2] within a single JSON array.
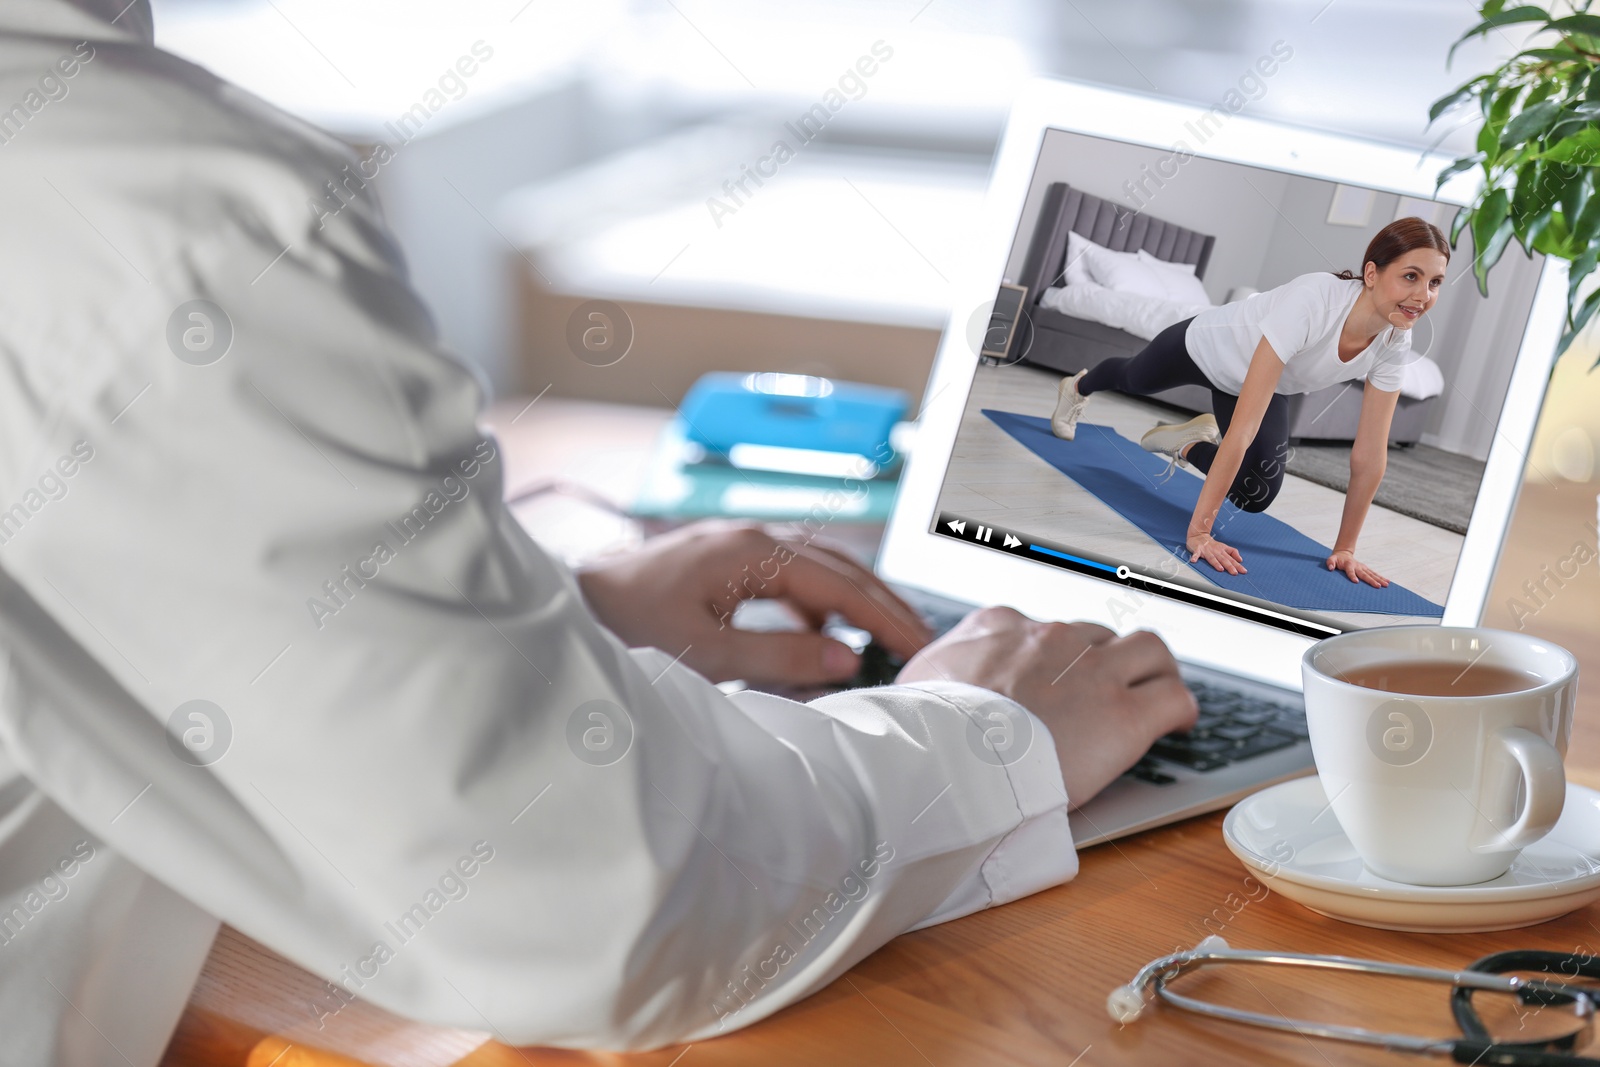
[[877, 76, 1566, 692]]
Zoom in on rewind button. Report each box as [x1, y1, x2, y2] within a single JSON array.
[[934, 513, 1028, 554]]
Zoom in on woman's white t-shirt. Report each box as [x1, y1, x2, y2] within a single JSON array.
[[1185, 273, 1410, 395]]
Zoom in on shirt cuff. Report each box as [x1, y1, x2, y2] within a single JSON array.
[[895, 681, 1079, 929]]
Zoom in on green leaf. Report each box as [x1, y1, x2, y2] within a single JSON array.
[[1547, 115, 1600, 143], [1437, 152, 1488, 189], [1560, 100, 1600, 120], [1491, 84, 1522, 125], [1511, 159, 1543, 227], [1571, 175, 1600, 250], [1513, 45, 1583, 62], [1567, 65, 1590, 101], [1477, 185, 1513, 238], [1481, 86, 1523, 158], [1561, 163, 1589, 224], [1524, 202, 1556, 250], [1566, 245, 1598, 306], [1429, 75, 1494, 124], [1472, 188, 1515, 293], [1557, 284, 1600, 352], [1452, 6, 1553, 66], [1478, 118, 1501, 158], [1452, 199, 1474, 245], [1510, 159, 1565, 253], [1548, 12, 1600, 36], [1547, 106, 1600, 139], [1539, 163, 1575, 219], [1533, 209, 1572, 255], [1501, 99, 1563, 145], [1503, 140, 1540, 174], [1537, 125, 1600, 163]]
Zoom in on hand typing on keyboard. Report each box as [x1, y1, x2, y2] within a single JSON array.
[[1127, 680, 1309, 782], [577, 520, 933, 687], [894, 607, 1199, 808]]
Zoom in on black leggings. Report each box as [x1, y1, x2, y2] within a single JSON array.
[[1079, 317, 1291, 514]]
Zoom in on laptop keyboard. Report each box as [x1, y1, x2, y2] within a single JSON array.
[[1129, 679, 1308, 784], [839, 592, 1307, 783]]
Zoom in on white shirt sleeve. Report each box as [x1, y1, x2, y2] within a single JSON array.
[[1366, 329, 1410, 392], [1256, 276, 1326, 363], [0, 740, 218, 1067], [0, 23, 1078, 1056]]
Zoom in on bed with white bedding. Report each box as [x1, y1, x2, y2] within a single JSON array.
[[1010, 181, 1442, 444]]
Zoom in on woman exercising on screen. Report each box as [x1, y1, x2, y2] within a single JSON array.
[[1048, 216, 1450, 588]]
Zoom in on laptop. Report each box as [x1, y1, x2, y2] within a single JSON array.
[[860, 78, 1565, 847]]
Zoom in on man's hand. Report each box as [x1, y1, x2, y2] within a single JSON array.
[[895, 607, 1197, 808], [576, 520, 932, 687]]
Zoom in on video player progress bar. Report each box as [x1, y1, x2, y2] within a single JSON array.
[[1029, 544, 1116, 573], [1108, 561, 1337, 635], [933, 512, 1340, 639]]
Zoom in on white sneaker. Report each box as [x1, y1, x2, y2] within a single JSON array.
[[1049, 370, 1090, 440], [1140, 413, 1221, 479]]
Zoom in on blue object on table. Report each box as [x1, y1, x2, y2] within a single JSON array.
[[632, 418, 901, 522], [679, 372, 907, 460]]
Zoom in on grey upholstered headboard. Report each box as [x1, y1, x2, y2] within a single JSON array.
[[1016, 182, 1216, 304]]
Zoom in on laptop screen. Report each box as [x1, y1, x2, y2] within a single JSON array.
[[927, 125, 1544, 640]]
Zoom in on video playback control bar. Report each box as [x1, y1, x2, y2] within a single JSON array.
[[933, 512, 1339, 639]]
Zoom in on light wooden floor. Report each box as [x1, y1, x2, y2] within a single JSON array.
[[934, 362, 1465, 630]]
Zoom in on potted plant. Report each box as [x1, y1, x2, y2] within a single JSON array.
[[1433, 0, 1600, 357]]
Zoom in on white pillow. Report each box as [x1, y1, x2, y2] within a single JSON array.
[[1079, 240, 1165, 299], [1136, 249, 1213, 305], [1393, 353, 1444, 400], [1062, 231, 1094, 286]]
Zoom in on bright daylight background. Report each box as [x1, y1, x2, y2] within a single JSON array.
[[149, 0, 1600, 486]]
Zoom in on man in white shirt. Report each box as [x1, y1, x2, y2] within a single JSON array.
[[0, 2, 1196, 1063]]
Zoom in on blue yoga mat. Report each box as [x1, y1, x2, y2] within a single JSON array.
[[981, 410, 1444, 618]]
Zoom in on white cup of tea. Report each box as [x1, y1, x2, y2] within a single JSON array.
[[1301, 625, 1577, 887]]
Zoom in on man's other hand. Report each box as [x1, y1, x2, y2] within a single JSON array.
[[576, 520, 932, 687]]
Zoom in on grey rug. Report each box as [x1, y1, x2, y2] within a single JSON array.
[[1285, 441, 1484, 535]]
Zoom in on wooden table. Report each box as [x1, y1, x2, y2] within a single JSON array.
[[163, 420, 1600, 1067]]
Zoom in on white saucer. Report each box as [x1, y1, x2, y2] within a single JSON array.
[[1223, 776, 1600, 933]]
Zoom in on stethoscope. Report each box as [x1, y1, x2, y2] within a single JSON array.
[[1113, 937, 1600, 1063]]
